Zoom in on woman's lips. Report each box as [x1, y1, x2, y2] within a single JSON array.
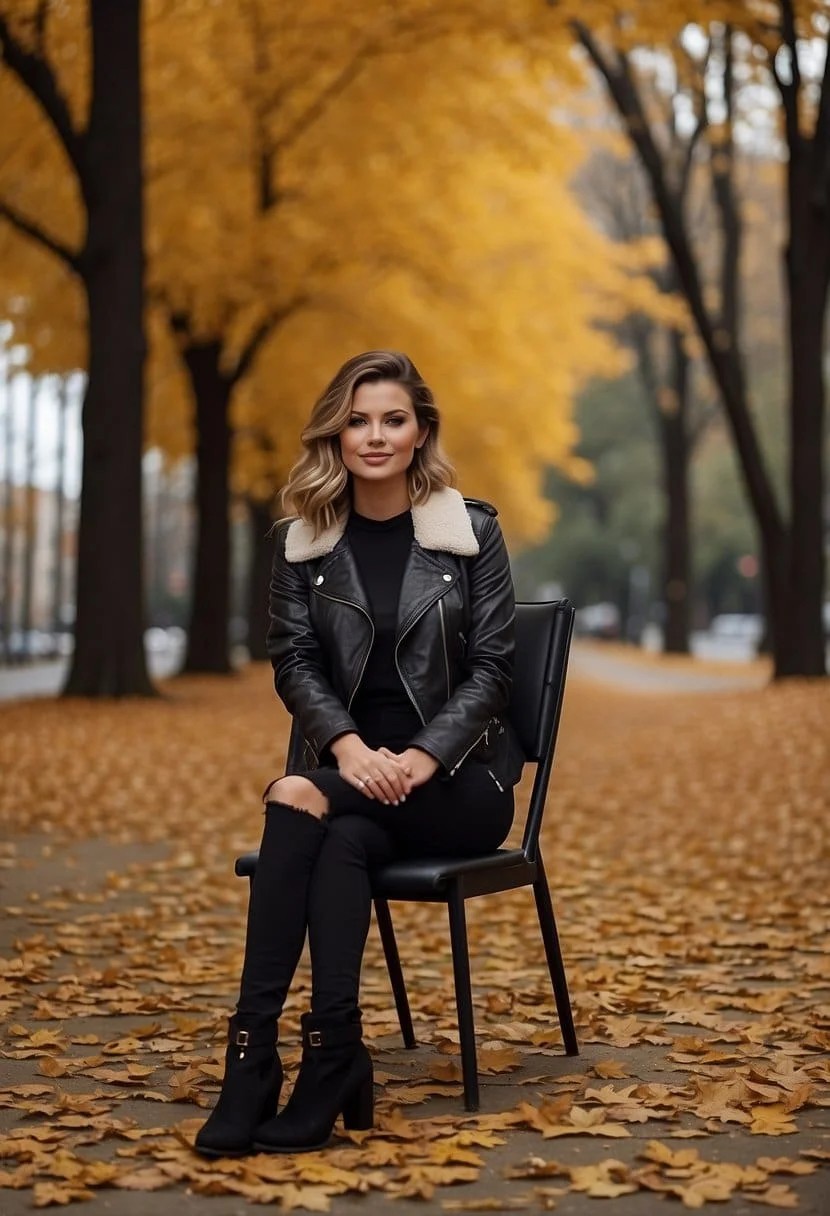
[[361, 454, 392, 463]]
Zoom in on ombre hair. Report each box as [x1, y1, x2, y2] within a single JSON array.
[[280, 351, 456, 536]]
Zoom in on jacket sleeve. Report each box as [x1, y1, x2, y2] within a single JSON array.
[[266, 524, 359, 760], [409, 512, 515, 773]]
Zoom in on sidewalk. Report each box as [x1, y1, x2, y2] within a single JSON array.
[[568, 642, 768, 694], [1, 663, 828, 1213]]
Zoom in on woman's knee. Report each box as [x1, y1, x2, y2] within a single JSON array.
[[264, 775, 329, 819]]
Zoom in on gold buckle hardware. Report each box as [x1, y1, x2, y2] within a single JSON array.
[[308, 1030, 323, 1047], [235, 1030, 250, 1047]]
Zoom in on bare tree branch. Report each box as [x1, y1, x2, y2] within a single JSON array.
[[770, 0, 801, 154], [34, 0, 49, 53], [277, 41, 378, 157], [0, 196, 80, 269], [0, 12, 85, 178], [708, 25, 741, 339], [812, 28, 830, 208], [231, 296, 308, 385], [676, 37, 711, 198], [780, 0, 803, 95]]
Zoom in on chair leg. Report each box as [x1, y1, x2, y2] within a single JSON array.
[[373, 898, 416, 1049], [533, 854, 579, 1056], [447, 884, 479, 1112]]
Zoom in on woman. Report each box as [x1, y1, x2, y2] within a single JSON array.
[[196, 350, 524, 1158]]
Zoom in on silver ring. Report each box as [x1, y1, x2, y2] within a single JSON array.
[[363, 774, 373, 783], [356, 778, 365, 789]]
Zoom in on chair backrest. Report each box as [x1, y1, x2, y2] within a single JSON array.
[[284, 599, 575, 863], [509, 600, 573, 761], [510, 600, 574, 863]]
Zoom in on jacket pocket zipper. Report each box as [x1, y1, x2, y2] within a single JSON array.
[[487, 768, 504, 792], [449, 720, 491, 776]]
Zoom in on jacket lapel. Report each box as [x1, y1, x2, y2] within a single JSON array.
[[311, 542, 372, 618], [396, 544, 457, 638]]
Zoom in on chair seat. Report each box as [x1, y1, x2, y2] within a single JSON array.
[[236, 846, 535, 899], [371, 848, 532, 898]]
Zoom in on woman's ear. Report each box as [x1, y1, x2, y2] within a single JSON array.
[[415, 425, 429, 449]]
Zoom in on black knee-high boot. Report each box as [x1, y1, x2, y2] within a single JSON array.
[[195, 801, 327, 1158]]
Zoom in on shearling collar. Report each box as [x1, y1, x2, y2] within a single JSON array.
[[284, 486, 480, 563]]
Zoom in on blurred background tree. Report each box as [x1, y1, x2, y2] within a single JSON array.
[[565, 0, 828, 676], [0, 0, 151, 695]]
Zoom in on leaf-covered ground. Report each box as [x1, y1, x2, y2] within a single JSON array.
[[0, 662, 828, 1212]]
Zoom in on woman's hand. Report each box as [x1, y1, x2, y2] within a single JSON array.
[[330, 734, 413, 804], [379, 746, 439, 790]]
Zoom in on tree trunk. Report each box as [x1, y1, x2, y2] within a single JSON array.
[[246, 497, 275, 661], [181, 341, 233, 673], [780, 153, 828, 677], [658, 332, 691, 654], [63, 0, 152, 696]]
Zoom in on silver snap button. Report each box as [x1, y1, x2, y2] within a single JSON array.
[[315, 575, 324, 585], [442, 573, 452, 582]]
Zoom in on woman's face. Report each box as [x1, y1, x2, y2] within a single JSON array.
[[339, 380, 427, 487]]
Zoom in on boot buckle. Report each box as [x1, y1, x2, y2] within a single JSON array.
[[235, 1030, 250, 1047], [308, 1029, 323, 1047]]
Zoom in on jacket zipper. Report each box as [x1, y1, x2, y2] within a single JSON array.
[[438, 599, 451, 700], [313, 590, 374, 711], [393, 584, 453, 726]]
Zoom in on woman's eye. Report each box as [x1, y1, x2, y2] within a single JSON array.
[[347, 417, 366, 427], [386, 417, 405, 426]]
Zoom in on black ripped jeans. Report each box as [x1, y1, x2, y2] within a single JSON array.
[[235, 762, 514, 1024]]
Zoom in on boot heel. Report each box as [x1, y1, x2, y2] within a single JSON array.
[[342, 1075, 374, 1130]]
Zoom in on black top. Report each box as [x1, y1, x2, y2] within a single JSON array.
[[345, 509, 422, 751]]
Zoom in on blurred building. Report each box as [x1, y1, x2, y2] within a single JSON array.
[[0, 483, 78, 655]]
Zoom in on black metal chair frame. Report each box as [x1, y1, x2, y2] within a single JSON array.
[[236, 599, 578, 1111]]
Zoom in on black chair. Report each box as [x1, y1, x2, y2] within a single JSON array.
[[236, 599, 578, 1111]]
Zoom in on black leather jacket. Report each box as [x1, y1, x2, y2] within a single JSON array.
[[266, 491, 525, 789]]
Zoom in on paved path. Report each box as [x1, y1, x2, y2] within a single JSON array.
[[0, 648, 184, 701], [568, 643, 767, 694]]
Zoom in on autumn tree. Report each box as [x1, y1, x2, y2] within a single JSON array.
[[0, 0, 152, 695], [563, 0, 829, 677]]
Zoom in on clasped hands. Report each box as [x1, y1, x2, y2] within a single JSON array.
[[330, 733, 439, 805]]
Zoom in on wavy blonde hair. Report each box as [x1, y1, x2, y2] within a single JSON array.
[[281, 351, 456, 536]]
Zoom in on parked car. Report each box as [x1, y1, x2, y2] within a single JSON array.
[[575, 602, 621, 639], [709, 614, 763, 643]]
